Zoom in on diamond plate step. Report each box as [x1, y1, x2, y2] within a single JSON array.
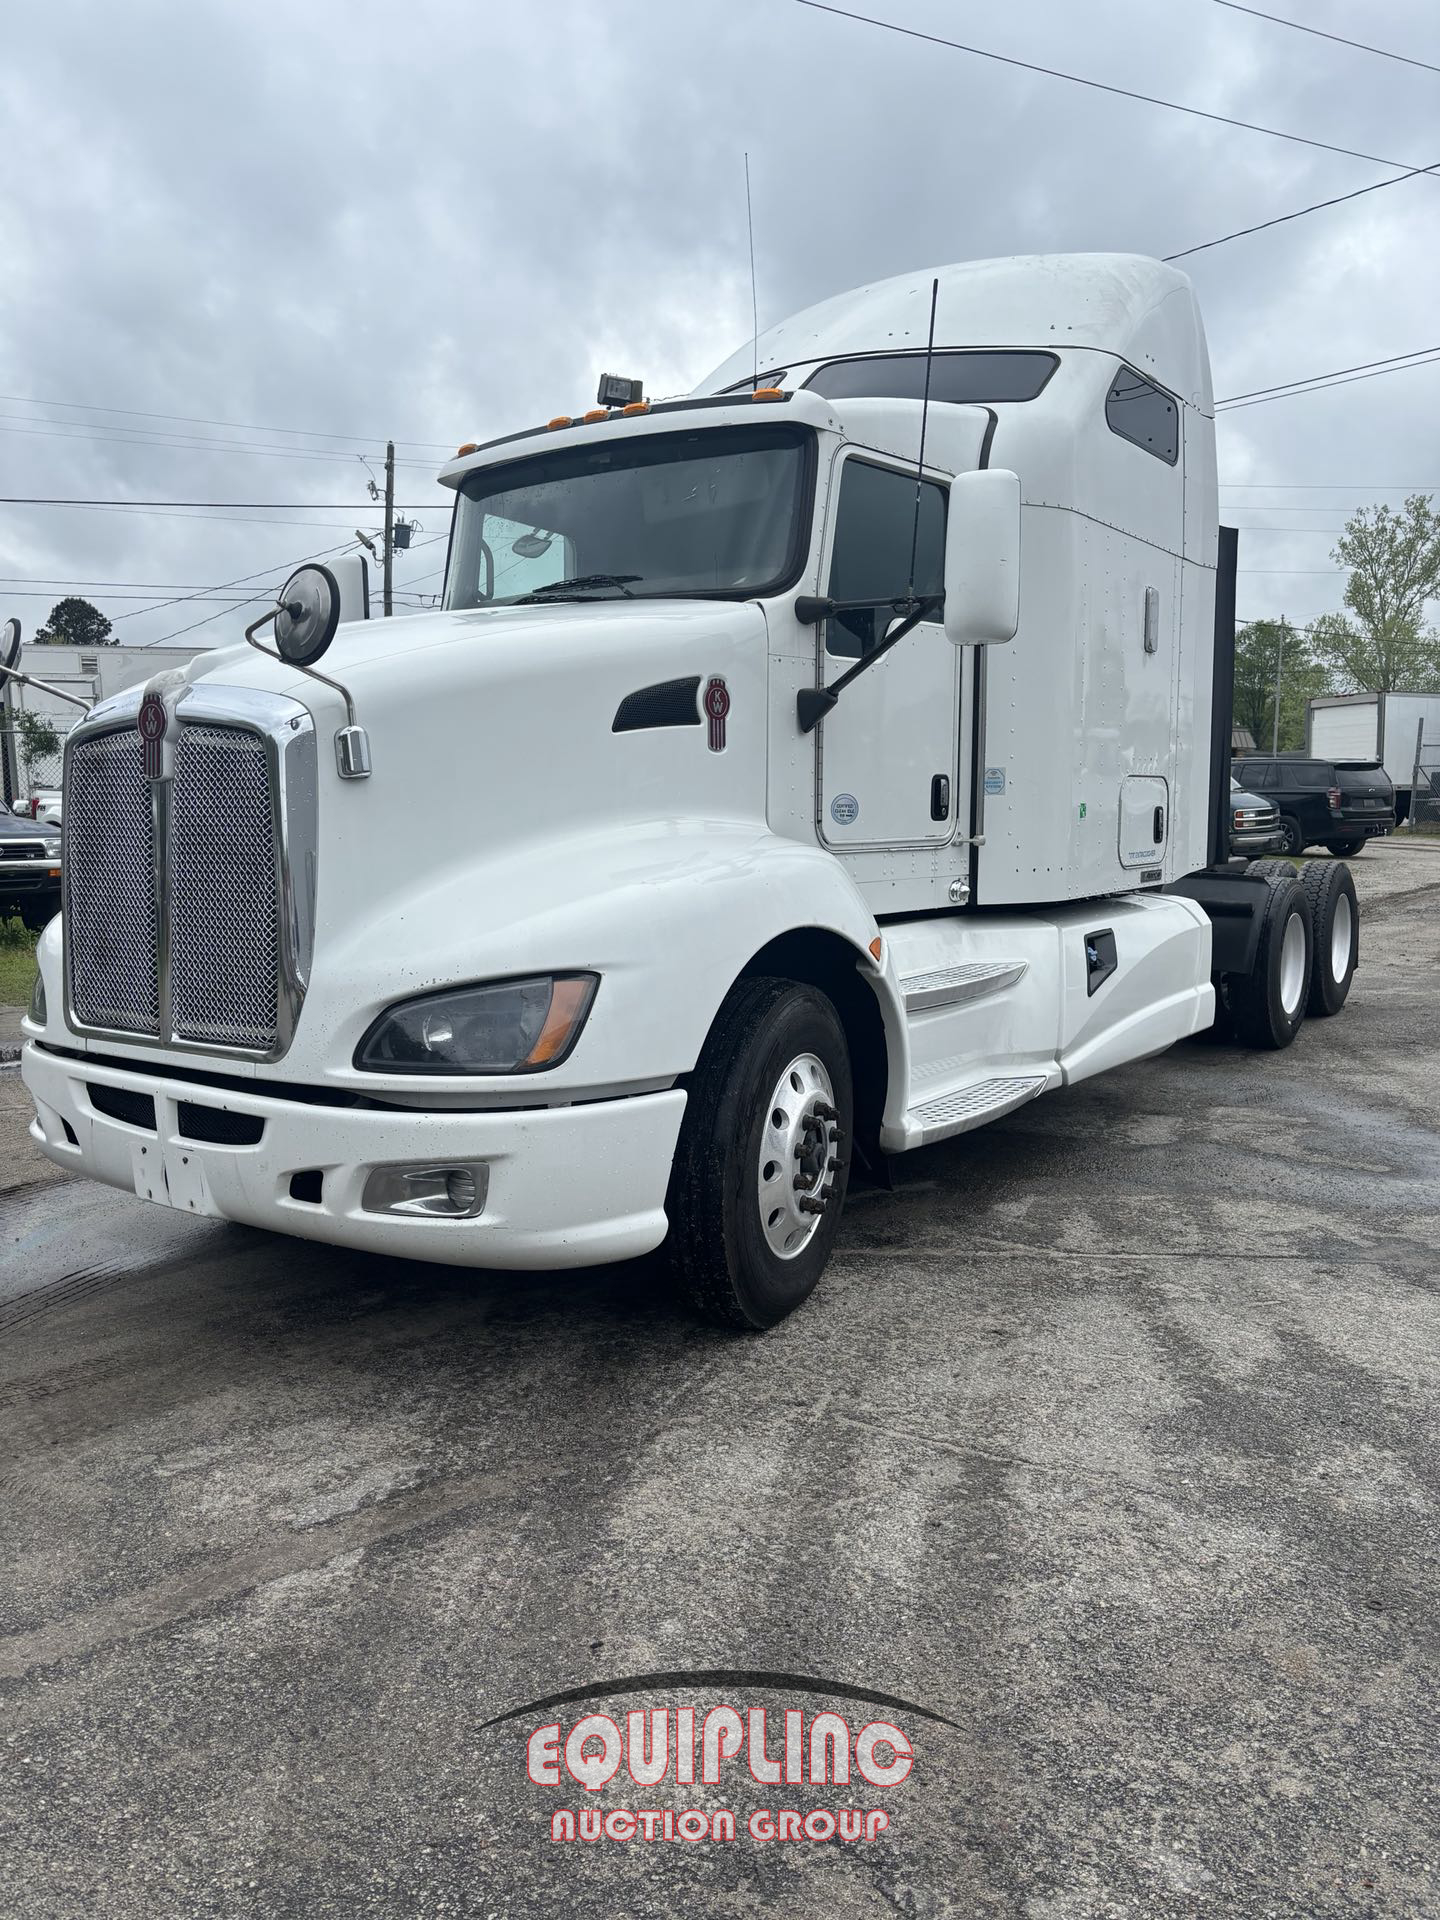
[[901, 960, 1027, 1013], [907, 1073, 1047, 1144]]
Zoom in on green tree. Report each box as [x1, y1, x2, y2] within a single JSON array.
[[34, 596, 114, 648], [1309, 494, 1440, 691], [1233, 618, 1329, 751], [14, 708, 61, 793]]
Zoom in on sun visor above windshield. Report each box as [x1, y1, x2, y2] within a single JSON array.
[[438, 390, 843, 489]]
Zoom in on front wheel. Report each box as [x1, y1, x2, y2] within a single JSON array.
[[665, 976, 853, 1330]]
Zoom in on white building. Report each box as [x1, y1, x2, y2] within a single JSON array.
[[2, 644, 212, 804]]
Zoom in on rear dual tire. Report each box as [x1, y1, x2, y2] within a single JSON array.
[[1300, 859, 1357, 1016], [1227, 875, 1313, 1049]]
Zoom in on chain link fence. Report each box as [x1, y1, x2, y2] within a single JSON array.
[[1409, 737, 1440, 832]]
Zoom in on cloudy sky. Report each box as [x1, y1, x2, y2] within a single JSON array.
[[2, 0, 1436, 651]]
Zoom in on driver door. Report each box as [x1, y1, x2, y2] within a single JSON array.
[[816, 452, 960, 850]]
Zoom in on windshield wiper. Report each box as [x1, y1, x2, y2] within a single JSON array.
[[518, 573, 641, 602]]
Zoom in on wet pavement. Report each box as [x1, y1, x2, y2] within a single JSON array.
[[2, 843, 1437, 1918]]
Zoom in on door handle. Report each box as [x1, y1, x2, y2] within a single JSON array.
[[931, 774, 950, 821], [1153, 805, 1165, 842]]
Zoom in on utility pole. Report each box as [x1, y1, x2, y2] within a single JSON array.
[[382, 439, 395, 618], [1271, 623, 1285, 754]]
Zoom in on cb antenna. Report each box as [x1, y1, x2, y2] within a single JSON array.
[[745, 152, 760, 391], [906, 276, 941, 604]]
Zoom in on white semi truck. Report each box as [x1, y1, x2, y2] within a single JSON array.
[[11, 255, 1363, 1328]]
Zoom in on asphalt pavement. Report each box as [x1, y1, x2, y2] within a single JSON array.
[[2, 842, 1438, 1919]]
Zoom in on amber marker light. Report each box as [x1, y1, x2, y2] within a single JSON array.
[[455, 442, 479, 456], [522, 978, 599, 1067], [622, 401, 651, 415], [582, 408, 608, 423], [751, 387, 785, 401], [548, 416, 573, 430], [868, 936, 883, 962]]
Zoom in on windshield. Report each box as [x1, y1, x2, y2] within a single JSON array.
[[444, 423, 811, 609]]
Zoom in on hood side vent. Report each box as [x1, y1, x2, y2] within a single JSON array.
[[612, 677, 702, 734]]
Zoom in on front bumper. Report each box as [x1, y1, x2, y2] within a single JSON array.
[[1230, 826, 1285, 854], [21, 1041, 686, 1270]]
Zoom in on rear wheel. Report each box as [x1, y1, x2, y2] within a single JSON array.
[[1326, 838, 1365, 857], [1278, 815, 1305, 856], [1227, 875, 1312, 1050], [1300, 860, 1358, 1015], [666, 976, 853, 1330], [1245, 857, 1297, 880]]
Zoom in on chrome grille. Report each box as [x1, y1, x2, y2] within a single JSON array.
[[170, 724, 279, 1050], [65, 729, 160, 1033]]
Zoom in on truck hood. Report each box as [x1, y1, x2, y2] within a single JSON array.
[[146, 599, 774, 1067]]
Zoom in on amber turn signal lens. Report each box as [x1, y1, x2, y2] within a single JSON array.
[[523, 978, 598, 1067]]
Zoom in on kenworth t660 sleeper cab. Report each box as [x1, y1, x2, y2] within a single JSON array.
[[12, 255, 1361, 1328]]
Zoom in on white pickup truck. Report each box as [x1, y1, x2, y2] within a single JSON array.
[[11, 254, 1362, 1328]]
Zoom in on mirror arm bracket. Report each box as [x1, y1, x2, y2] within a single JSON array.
[[796, 592, 944, 734], [245, 610, 372, 778], [0, 661, 94, 711]]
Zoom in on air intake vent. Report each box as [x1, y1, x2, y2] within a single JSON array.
[[87, 1083, 157, 1130], [177, 1101, 265, 1146]]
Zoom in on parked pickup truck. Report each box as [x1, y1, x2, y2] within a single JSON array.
[[0, 801, 62, 929], [1229, 776, 1284, 856]]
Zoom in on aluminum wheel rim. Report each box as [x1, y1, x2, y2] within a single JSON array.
[[1279, 910, 1307, 1017], [758, 1052, 839, 1260], [1330, 891, 1353, 982]]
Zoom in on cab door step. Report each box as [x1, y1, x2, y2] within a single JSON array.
[[906, 1073, 1048, 1146], [900, 960, 1028, 1013]]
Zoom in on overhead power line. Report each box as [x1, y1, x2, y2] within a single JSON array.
[[792, 0, 1440, 172], [0, 497, 442, 509], [141, 539, 362, 646], [1209, 1, 1440, 78], [1164, 158, 1440, 262], [0, 393, 451, 451], [1216, 347, 1440, 410]]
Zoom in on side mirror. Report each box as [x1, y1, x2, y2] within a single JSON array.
[[1, 616, 21, 672], [943, 469, 1021, 646], [274, 564, 342, 667]]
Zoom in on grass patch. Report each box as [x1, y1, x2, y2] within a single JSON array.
[[0, 916, 41, 1009]]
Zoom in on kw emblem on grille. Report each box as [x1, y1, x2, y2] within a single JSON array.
[[138, 691, 169, 782]]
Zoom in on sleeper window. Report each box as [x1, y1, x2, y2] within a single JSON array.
[[1105, 367, 1179, 465], [825, 460, 946, 659]]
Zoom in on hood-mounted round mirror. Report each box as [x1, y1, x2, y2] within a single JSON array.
[[1, 617, 22, 673], [274, 565, 341, 667]]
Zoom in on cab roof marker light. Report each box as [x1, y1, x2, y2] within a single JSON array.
[[547, 415, 573, 430], [622, 401, 650, 415], [455, 441, 479, 456], [582, 408, 608, 424], [751, 387, 787, 401]]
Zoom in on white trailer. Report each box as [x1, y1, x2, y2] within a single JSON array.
[[12, 255, 1363, 1328], [1308, 691, 1440, 824]]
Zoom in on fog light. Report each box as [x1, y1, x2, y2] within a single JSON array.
[[361, 1162, 489, 1219]]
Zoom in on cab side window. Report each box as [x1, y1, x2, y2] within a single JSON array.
[[1105, 367, 1179, 465], [825, 459, 946, 658]]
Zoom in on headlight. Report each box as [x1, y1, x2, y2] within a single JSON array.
[[29, 969, 46, 1025], [42, 837, 60, 858], [355, 973, 599, 1075]]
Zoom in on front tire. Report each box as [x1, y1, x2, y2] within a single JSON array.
[[666, 977, 853, 1330], [1228, 875, 1312, 1050], [1300, 860, 1358, 1015]]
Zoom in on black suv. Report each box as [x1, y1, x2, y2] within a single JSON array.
[[1232, 753, 1396, 856]]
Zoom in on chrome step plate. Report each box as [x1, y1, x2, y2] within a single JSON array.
[[901, 960, 1028, 1013]]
